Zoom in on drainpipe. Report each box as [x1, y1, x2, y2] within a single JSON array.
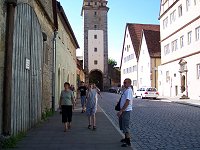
[[52, 31, 57, 111], [3, 1, 17, 136]]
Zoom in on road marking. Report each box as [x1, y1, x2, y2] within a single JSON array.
[[98, 105, 136, 150]]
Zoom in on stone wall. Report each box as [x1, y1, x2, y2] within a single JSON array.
[[0, 0, 6, 134], [33, 0, 54, 111]]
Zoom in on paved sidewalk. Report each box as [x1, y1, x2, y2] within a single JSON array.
[[11, 102, 132, 150], [157, 96, 200, 108]]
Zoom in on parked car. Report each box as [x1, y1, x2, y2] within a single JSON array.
[[134, 87, 159, 99], [108, 87, 117, 93]]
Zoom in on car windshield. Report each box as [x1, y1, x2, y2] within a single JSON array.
[[146, 88, 156, 91]]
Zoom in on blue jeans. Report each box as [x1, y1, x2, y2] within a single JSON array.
[[80, 96, 86, 108]]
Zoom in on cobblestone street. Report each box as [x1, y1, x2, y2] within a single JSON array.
[[98, 92, 200, 150]]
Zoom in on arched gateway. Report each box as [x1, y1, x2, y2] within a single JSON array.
[[89, 70, 103, 90]]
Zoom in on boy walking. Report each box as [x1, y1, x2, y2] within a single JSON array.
[[78, 81, 87, 113]]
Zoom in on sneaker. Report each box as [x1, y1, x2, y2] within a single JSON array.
[[88, 125, 91, 129], [121, 143, 131, 147]]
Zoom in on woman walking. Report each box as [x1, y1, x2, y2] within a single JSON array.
[[59, 82, 75, 132], [86, 83, 101, 130]]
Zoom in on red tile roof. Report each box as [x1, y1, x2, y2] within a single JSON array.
[[143, 29, 161, 58], [128, 23, 160, 59]]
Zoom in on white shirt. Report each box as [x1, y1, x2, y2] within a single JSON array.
[[120, 87, 133, 111]]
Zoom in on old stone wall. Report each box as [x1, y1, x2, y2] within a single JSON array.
[[0, 0, 6, 134], [33, 0, 54, 112]]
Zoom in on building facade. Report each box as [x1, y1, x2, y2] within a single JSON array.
[[158, 0, 200, 99], [120, 23, 160, 92], [55, 2, 79, 109], [82, 0, 109, 90], [1, 0, 56, 136], [138, 29, 161, 89]]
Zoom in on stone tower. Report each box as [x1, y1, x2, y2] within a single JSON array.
[[82, 0, 109, 90]]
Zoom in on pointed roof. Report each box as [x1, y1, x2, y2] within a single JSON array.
[[120, 23, 160, 68], [143, 29, 161, 58]]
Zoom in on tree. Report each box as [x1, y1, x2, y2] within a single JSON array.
[[108, 58, 117, 67]]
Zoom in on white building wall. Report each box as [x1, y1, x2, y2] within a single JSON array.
[[161, 0, 200, 41], [88, 30, 104, 73], [121, 28, 138, 92], [138, 35, 151, 88], [159, 0, 200, 99]]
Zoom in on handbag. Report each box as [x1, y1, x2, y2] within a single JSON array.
[[115, 100, 121, 111], [115, 89, 126, 111]]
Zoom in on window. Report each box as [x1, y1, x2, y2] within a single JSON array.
[[94, 11, 97, 16], [131, 54, 134, 59], [126, 68, 128, 73], [170, 10, 176, 24], [123, 69, 126, 74], [124, 57, 126, 63], [188, 31, 192, 45], [94, 60, 98, 65], [129, 67, 132, 73], [94, 47, 97, 52], [141, 66, 143, 72], [95, 2, 97, 5], [166, 71, 170, 82], [43, 42, 49, 65], [163, 17, 168, 29], [197, 64, 200, 79], [133, 80, 137, 86], [178, 5, 183, 17], [127, 45, 129, 52], [164, 44, 170, 55], [171, 39, 178, 52], [186, 0, 190, 11], [195, 26, 200, 41], [180, 36, 184, 48], [94, 34, 97, 39], [133, 65, 137, 72], [94, 25, 97, 29]]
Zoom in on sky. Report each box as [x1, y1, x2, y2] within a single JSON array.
[[59, 0, 161, 66]]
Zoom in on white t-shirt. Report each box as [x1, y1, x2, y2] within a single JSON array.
[[120, 87, 133, 111]]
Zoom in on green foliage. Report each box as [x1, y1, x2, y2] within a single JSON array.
[[1, 132, 26, 149], [41, 108, 54, 121], [108, 58, 117, 67]]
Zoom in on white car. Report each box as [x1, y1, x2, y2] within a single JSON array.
[[135, 87, 159, 99]]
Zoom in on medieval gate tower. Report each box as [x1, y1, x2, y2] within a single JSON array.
[[82, 0, 109, 90]]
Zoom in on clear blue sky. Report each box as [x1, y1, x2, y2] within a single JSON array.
[[59, 0, 160, 66]]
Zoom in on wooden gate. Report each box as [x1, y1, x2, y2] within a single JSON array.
[[11, 3, 42, 134]]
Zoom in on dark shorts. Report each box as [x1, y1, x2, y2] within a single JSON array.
[[119, 111, 131, 133], [61, 105, 72, 123]]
